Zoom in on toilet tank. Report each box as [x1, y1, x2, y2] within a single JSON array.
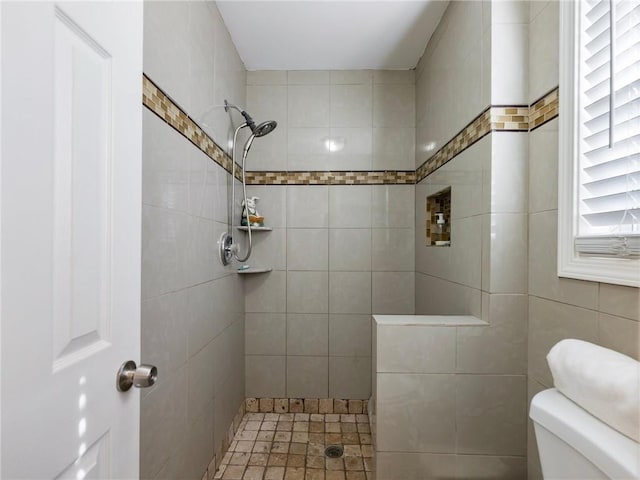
[[530, 389, 640, 479]]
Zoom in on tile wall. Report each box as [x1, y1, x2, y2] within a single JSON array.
[[141, 2, 247, 479], [243, 70, 417, 401], [526, 2, 640, 479], [242, 184, 415, 401], [372, 319, 526, 480], [246, 70, 415, 172], [412, 1, 529, 476]]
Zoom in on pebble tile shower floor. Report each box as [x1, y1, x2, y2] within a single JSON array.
[[214, 412, 374, 480]]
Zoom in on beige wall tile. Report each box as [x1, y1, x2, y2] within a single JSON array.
[[287, 127, 330, 170], [287, 229, 328, 271], [528, 296, 598, 386], [599, 283, 640, 321], [492, 0, 529, 24], [287, 314, 329, 356], [457, 293, 528, 374], [329, 272, 372, 314], [327, 127, 373, 171], [371, 228, 414, 272], [288, 85, 330, 127], [246, 85, 288, 171], [246, 355, 286, 398], [376, 373, 456, 452], [245, 271, 287, 313], [243, 186, 287, 228], [488, 213, 528, 294], [372, 272, 415, 315], [330, 84, 373, 128], [491, 23, 528, 105], [329, 314, 372, 357], [491, 133, 528, 214], [528, 119, 559, 214], [597, 313, 640, 360], [329, 356, 371, 399], [287, 186, 329, 228], [372, 185, 415, 228], [247, 227, 287, 271], [247, 70, 287, 85], [287, 70, 330, 85], [376, 325, 455, 373], [141, 367, 188, 479], [329, 186, 372, 228], [373, 84, 415, 128], [245, 313, 286, 356], [287, 356, 329, 398], [374, 70, 415, 85], [330, 70, 373, 85], [329, 229, 372, 271], [415, 273, 482, 318], [287, 271, 329, 314], [375, 452, 456, 480], [142, 110, 190, 212], [528, 210, 599, 309], [143, 291, 188, 377], [528, 0, 559, 103], [456, 455, 527, 480], [372, 127, 415, 170], [455, 375, 527, 456]]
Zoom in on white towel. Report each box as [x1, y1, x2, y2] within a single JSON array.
[[547, 339, 640, 442]]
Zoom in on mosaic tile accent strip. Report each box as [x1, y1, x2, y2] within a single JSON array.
[[214, 412, 374, 480], [246, 398, 368, 415], [416, 87, 559, 183], [244, 171, 416, 186], [142, 74, 558, 186], [529, 87, 559, 131], [142, 74, 244, 180]]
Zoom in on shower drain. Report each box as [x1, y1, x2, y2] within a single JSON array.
[[324, 445, 344, 458]]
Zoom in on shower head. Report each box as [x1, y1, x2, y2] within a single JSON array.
[[224, 100, 277, 137], [254, 120, 277, 137]]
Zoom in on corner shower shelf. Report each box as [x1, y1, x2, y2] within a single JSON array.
[[235, 226, 273, 232], [236, 267, 272, 274]]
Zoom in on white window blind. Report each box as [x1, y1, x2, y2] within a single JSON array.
[[577, 0, 640, 257]]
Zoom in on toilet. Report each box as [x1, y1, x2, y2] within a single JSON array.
[[530, 388, 640, 479]]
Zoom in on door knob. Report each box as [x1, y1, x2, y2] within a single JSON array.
[[116, 360, 157, 392]]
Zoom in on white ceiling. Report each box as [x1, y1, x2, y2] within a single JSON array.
[[216, 1, 449, 71]]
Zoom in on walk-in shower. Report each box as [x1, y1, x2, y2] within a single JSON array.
[[219, 100, 277, 266]]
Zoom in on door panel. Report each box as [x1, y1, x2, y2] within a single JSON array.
[[1, 2, 143, 478]]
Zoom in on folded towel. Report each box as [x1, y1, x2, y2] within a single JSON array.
[[547, 339, 640, 442]]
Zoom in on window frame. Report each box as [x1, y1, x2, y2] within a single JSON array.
[[558, 0, 639, 287]]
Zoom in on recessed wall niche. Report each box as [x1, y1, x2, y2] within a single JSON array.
[[426, 187, 451, 246]]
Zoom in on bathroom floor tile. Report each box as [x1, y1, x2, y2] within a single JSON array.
[[216, 412, 372, 480]]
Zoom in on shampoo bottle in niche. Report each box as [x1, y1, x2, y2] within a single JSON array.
[[241, 196, 265, 227]]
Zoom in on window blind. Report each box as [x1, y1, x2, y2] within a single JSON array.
[[577, 0, 640, 257]]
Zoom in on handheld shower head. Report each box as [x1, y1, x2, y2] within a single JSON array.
[[254, 120, 277, 137]]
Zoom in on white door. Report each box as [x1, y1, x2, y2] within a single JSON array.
[[1, 1, 143, 478]]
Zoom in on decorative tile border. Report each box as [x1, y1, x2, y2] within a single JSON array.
[[529, 87, 559, 131], [142, 74, 243, 180], [244, 170, 415, 185], [142, 74, 558, 186], [245, 398, 368, 415], [416, 88, 558, 183]]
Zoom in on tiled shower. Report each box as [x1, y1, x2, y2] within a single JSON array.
[[140, 2, 640, 480]]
